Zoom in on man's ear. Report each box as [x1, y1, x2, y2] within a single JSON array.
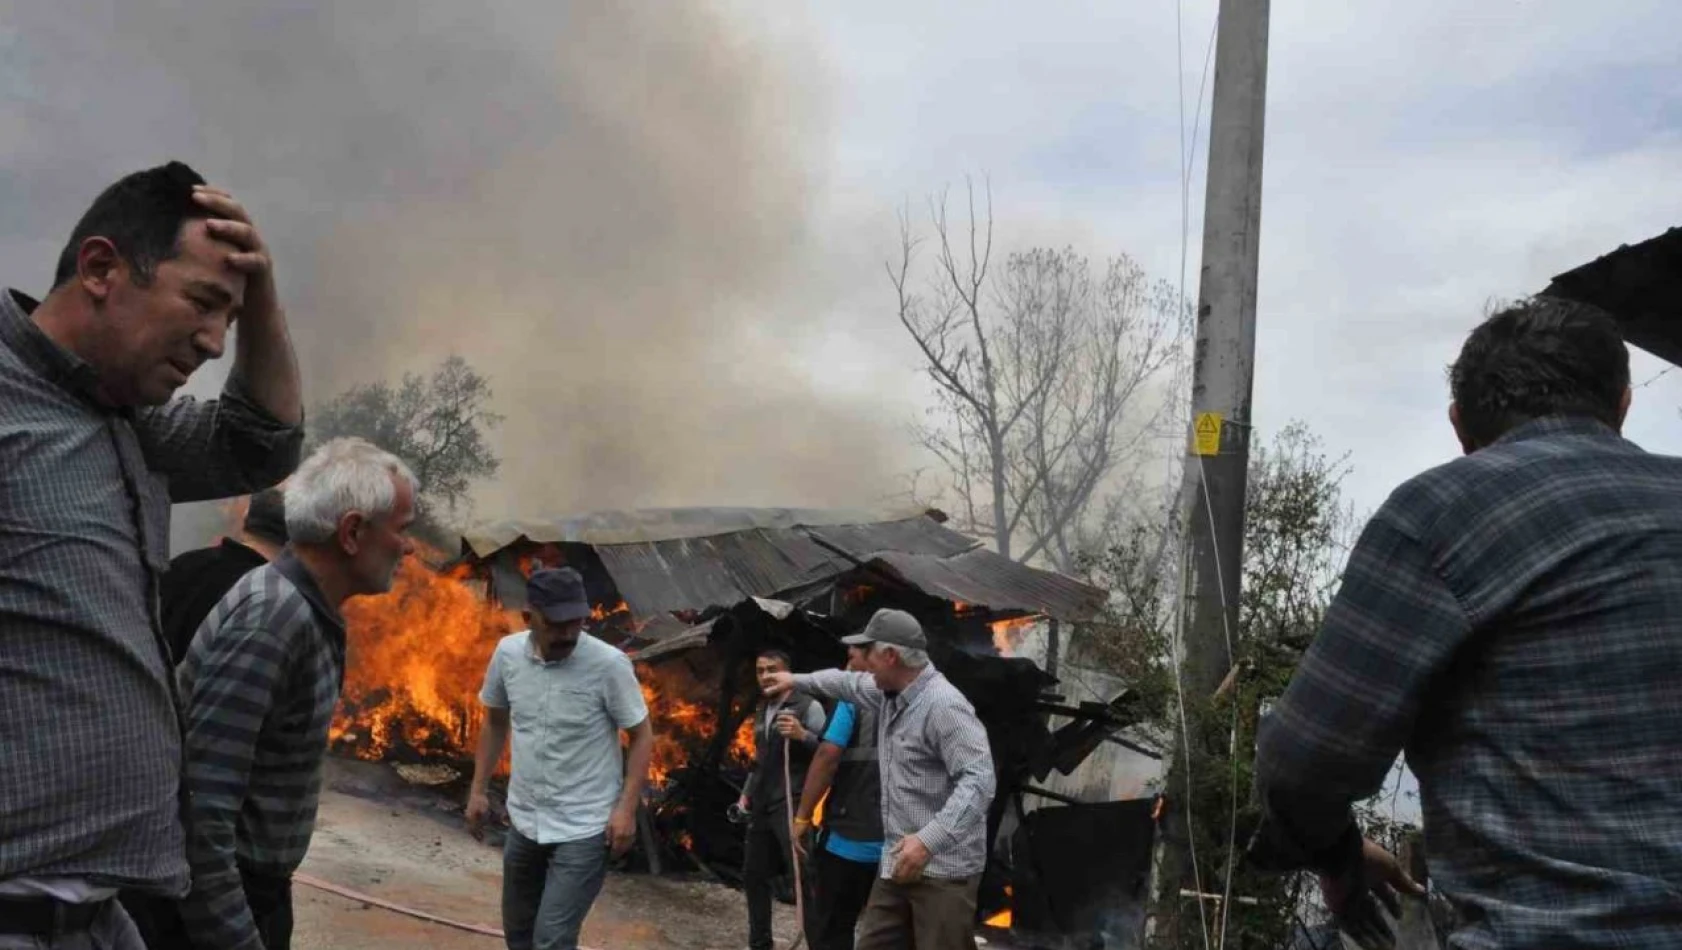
[[1448, 402, 1476, 456], [77, 237, 124, 304], [1616, 386, 1632, 432], [336, 511, 367, 555]]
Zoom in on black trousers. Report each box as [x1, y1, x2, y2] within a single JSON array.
[[809, 846, 879, 950], [743, 813, 816, 950], [118, 868, 293, 950]]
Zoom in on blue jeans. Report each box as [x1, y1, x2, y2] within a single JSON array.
[[503, 828, 609, 950]]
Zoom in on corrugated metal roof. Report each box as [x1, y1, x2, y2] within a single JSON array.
[[460, 506, 948, 557], [461, 506, 1108, 622], [590, 516, 976, 617], [1542, 227, 1682, 367], [865, 548, 1109, 622]]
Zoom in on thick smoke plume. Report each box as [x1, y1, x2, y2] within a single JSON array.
[[0, 1, 911, 551]]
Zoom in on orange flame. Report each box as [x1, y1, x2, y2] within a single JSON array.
[[985, 884, 1014, 928], [332, 548, 757, 814], [331, 553, 523, 763], [990, 616, 1036, 656], [634, 665, 755, 788]]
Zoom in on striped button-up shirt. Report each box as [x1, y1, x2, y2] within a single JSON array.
[[798, 665, 996, 880], [0, 288, 301, 896], [178, 555, 346, 950], [1255, 417, 1682, 950]]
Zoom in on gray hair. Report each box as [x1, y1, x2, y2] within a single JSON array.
[[284, 437, 420, 544], [882, 644, 930, 670]]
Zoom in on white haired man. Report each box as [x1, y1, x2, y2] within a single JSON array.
[[762, 609, 996, 950], [173, 437, 418, 950]]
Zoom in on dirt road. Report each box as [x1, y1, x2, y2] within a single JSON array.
[[294, 760, 796, 949]]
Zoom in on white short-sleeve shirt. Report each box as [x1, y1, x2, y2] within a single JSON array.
[[479, 630, 649, 844]]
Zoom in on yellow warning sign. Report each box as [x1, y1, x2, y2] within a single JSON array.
[[1193, 412, 1223, 456]]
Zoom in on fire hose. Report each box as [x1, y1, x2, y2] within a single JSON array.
[[782, 734, 810, 950], [295, 736, 809, 947]]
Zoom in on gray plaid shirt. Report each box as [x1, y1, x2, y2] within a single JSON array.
[[798, 665, 996, 880], [1257, 417, 1682, 950], [0, 289, 302, 895], [178, 555, 344, 950]]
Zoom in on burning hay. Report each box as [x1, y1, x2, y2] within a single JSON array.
[[331, 555, 521, 763]]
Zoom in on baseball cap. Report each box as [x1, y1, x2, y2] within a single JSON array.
[[841, 608, 927, 651], [527, 567, 592, 623]]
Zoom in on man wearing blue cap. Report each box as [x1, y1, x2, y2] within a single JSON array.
[[468, 567, 655, 950]]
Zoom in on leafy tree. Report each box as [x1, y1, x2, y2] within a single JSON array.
[[1079, 423, 1419, 948], [309, 355, 503, 546]]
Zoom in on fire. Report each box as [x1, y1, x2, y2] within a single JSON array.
[[984, 885, 1014, 929], [331, 553, 523, 762], [990, 616, 1036, 656], [635, 663, 755, 789]]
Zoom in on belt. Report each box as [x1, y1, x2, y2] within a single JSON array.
[[0, 895, 108, 937]]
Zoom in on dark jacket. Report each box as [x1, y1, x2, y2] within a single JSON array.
[[744, 693, 824, 818], [824, 701, 883, 844], [161, 538, 269, 663]]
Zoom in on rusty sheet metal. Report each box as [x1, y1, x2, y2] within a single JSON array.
[[461, 506, 1107, 623], [863, 548, 1109, 622], [591, 516, 975, 617], [460, 506, 948, 558]]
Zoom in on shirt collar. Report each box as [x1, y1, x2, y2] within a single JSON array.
[[0, 289, 114, 412], [525, 630, 585, 666], [1493, 415, 1623, 447], [273, 548, 347, 647], [896, 664, 938, 706]]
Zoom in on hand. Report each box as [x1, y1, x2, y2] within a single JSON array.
[[606, 804, 637, 857], [773, 711, 807, 742], [466, 791, 492, 842], [762, 671, 795, 700], [192, 185, 279, 325], [1321, 838, 1424, 947], [888, 834, 932, 884], [792, 817, 814, 858]]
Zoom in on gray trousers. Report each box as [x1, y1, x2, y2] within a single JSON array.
[[0, 900, 145, 950], [502, 827, 609, 950]]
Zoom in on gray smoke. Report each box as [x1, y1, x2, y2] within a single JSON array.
[[0, 1, 912, 551]]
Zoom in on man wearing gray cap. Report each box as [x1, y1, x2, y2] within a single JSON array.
[[468, 567, 655, 950], [762, 608, 995, 950]]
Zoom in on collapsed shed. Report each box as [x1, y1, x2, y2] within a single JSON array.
[[453, 506, 1156, 942]]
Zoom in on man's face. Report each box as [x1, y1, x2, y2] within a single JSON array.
[[863, 643, 897, 690], [96, 221, 244, 406], [756, 654, 789, 691], [529, 612, 585, 662], [347, 475, 417, 595], [845, 644, 870, 673]]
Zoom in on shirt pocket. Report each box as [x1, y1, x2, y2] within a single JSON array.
[[550, 684, 602, 730]]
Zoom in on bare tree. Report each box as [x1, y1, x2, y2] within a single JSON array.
[[891, 179, 1189, 571]]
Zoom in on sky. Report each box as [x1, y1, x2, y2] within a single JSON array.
[[3, 0, 1680, 545]]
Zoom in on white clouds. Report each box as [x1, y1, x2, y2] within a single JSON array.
[[792, 0, 1682, 516]]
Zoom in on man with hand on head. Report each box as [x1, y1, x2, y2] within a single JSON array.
[[0, 161, 302, 949], [762, 609, 995, 950], [170, 437, 418, 950], [468, 568, 656, 950]]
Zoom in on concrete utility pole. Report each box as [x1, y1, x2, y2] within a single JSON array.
[[1156, 0, 1270, 941]]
